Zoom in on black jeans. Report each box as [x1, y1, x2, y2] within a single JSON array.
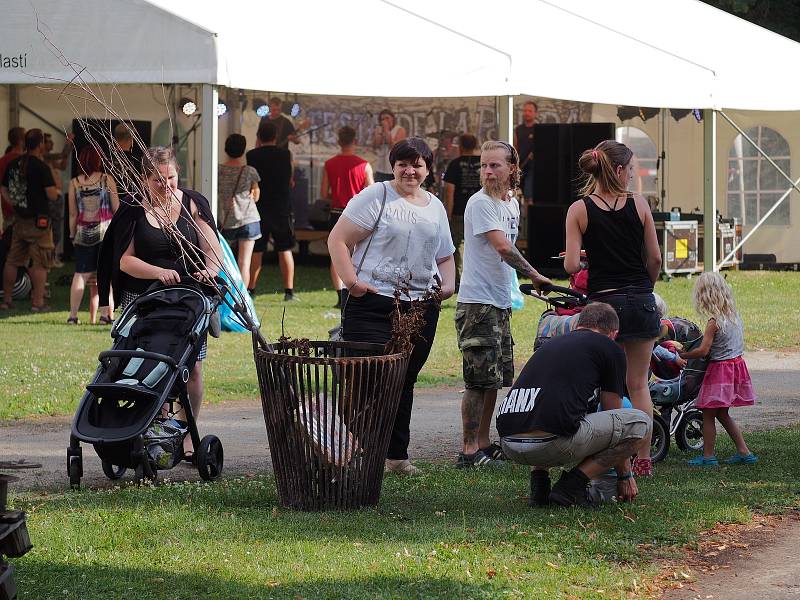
[[343, 292, 440, 460]]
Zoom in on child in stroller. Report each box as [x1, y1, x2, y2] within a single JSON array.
[[67, 279, 226, 487], [521, 257, 708, 463]]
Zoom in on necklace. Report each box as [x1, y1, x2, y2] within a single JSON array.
[[591, 192, 620, 211]]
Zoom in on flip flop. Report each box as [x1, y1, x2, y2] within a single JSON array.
[[98, 315, 114, 325], [182, 451, 195, 464], [66, 317, 79, 325], [30, 304, 51, 313]]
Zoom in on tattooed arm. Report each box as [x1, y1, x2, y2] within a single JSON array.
[[484, 230, 552, 291]]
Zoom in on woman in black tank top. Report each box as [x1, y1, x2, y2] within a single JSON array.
[[118, 147, 222, 459], [564, 140, 662, 478]]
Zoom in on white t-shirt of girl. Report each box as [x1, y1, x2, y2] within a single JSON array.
[[342, 182, 455, 300]]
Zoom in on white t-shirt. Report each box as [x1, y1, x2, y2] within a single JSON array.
[[342, 182, 455, 300], [457, 189, 520, 309]]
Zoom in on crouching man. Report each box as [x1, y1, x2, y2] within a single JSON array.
[[496, 302, 651, 507]]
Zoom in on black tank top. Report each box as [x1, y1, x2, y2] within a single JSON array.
[[130, 193, 201, 292], [582, 194, 652, 295]]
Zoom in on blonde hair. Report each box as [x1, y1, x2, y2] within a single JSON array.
[[652, 292, 668, 318], [692, 272, 739, 331]]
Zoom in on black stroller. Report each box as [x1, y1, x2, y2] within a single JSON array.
[[67, 280, 225, 488]]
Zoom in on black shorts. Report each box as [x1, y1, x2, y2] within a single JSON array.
[[590, 290, 659, 341], [254, 214, 295, 252]]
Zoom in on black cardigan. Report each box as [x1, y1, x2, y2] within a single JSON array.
[[97, 188, 216, 308]]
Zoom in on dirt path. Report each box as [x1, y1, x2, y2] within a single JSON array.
[[661, 513, 800, 599]]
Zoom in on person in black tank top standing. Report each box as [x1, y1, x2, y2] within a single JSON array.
[[118, 147, 222, 459], [564, 140, 662, 478]]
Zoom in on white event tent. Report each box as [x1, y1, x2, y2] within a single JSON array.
[[4, 0, 800, 268]]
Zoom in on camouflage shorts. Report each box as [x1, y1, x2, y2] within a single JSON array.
[[454, 302, 514, 390]]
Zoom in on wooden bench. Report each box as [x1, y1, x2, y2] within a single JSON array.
[[294, 229, 329, 257]]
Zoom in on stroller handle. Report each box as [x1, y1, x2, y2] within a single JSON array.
[[98, 350, 178, 369], [519, 283, 588, 301]]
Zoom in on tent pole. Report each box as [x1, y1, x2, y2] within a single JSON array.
[[201, 84, 219, 219], [703, 109, 717, 272], [497, 95, 513, 143]]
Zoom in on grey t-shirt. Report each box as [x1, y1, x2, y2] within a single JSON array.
[[342, 182, 455, 300], [457, 189, 520, 309], [217, 164, 261, 230], [709, 316, 745, 361]]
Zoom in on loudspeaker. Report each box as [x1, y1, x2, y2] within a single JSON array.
[[532, 122, 615, 205], [528, 204, 569, 277]]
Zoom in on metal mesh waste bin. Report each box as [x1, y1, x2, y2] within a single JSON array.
[[254, 340, 409, 510]]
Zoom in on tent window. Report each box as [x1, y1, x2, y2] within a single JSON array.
[[615, 127, 657, 199], [727, 127, 790, 226]]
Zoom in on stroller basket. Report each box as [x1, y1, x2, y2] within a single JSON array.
[[254, 340, 409, 511]]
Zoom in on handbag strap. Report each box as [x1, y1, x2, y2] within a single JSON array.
[[340, 181, 389, 315]]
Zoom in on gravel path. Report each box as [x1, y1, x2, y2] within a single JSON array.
[[2, 351, 798, 492]]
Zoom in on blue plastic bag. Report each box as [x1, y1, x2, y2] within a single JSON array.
[[216, 234, 260, 332], [510, 270, 525, 311]]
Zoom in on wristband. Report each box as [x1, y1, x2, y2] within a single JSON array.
[[617, 472, 633, 481]]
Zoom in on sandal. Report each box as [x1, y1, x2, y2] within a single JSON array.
[[632, 457, 654, 477], [723, 453, 758, 465], [687, 454, 719, 466], [98, 315, 114, 325], [30, 304, 51, 313], [384, 459, 419, 475], [66, 317, 79, 325], [182, 451, 195, 465], [0, 302, 13, 310]]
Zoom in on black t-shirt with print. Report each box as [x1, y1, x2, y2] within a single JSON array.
[[443, 155, 481, 216], [496, 329, 626, 437], [1, 155, 55, 218], [246, 145, 293, 218]]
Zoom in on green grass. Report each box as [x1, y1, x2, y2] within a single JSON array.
[[1, 263, 798, 420], [10, 428, 800, 599]]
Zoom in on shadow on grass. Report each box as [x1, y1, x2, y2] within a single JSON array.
[[16, 560, 495, 600]]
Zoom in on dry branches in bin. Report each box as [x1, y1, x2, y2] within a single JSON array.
[[386, 278, 443, 355]]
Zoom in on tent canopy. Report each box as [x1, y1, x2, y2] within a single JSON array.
[[3, 0, 800, 109]]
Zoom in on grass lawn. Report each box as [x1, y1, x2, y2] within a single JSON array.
[[0, 262, 798, 420], [10, 428, 800, 599]]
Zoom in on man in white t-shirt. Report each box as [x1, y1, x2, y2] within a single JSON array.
[[455, 140, 551, 468]]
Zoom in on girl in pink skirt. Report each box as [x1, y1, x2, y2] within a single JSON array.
[[679, 272, 757, 466]]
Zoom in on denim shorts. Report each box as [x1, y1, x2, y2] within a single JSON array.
[[222, 221, 262, 242], [591, 290, 660, 341]]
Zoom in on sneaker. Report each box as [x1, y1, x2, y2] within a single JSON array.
[[529, 469, 551, 507], [481, 441, 507, 461], [455, 449, 504, 469], [723, 453, 758, 465], [687, 454, 719, 466], [384, 459, 418, 475], [548, 468, 596, 508], [283, 292, 300, 302]]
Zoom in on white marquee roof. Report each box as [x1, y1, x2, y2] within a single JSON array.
[[3, 0, 800, 109]]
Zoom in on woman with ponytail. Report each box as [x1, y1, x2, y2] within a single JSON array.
[[564, 140, 662, 478]]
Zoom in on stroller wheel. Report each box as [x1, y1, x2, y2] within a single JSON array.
[[197, 435, 224, 481], [676, 410, 705, 452], [101, 460, 128, 480], [68, 455, 83, 490], [650, 413, 670, 464]]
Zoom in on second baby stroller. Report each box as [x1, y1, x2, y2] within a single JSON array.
[[67, 279, 226, 488]]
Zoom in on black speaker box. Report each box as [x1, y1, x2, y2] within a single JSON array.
[[528, 122, 614, 274], [532, 122, 615, 205]]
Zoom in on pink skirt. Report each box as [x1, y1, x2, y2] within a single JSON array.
[[696, 356, 756, 409]]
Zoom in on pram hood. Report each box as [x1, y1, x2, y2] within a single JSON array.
[[72, 284, 215, 444]]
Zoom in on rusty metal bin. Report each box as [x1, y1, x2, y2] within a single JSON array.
[[254, 340, 409, 510]]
